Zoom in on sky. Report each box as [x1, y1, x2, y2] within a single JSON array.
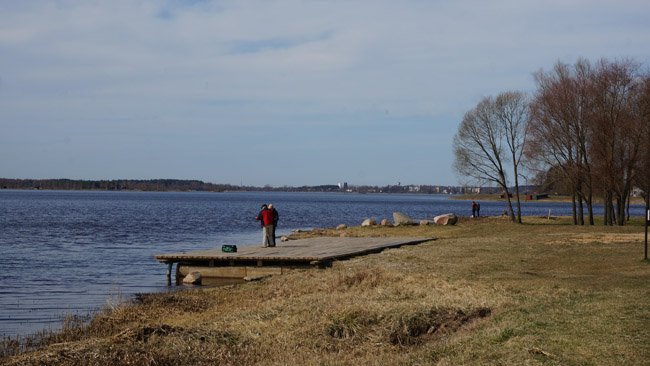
[[2, 0, 650, 187]]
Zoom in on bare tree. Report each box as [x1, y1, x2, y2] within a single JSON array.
[[589, 59, 644, 226], [637, 76, 650, 210], [638, 76, 650, 257], [528, 60, 595, 225], [495, 91, 530, 223], [529, 58, 647, 226], [453, 91, 529, 223]]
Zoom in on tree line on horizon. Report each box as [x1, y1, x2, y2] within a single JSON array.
[[454, 57, 650, 225], [0, 178, 481, 195], [0, 178, 242, 192]]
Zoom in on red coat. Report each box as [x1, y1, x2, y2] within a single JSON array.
[[257, 208, 274, 226]]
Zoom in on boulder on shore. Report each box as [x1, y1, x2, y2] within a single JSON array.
[[361, 218, 376, 226], [419, 219, 432, 226], [380, 218, 391, 226], [393, 212, 414, 226], [433, 213, 458, 226], [182, 271, 202, 285], [336, 224, 347, 230]]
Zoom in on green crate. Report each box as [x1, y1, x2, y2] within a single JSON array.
[[222, 244, 237, 253]]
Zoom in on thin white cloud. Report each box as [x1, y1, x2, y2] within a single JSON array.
[[1, 0, 650, 185]]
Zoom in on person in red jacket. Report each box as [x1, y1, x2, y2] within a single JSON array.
[[256, 204, 275, 247]]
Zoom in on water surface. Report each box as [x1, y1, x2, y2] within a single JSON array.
[[0, 190, 644, 337]]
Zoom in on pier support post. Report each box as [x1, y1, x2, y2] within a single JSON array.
[[166, 262, 173, 286]]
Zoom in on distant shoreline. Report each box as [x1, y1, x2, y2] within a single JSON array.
[[0, 178, 465, 195]]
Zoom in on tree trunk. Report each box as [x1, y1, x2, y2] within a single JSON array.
[[584, 162, 595, 225], [503, 187, 516, 223], [616, 193, 627, 226], [506, 195, 516, 223], [604, 191, 612, 226], [514, 172, 522, 224], [577, 189, 585, 226], [643, 192, 650, 260], [571, 193, 578, 225], [586, 192, 595, 226]]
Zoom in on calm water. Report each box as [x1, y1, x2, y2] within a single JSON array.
[[0, 190, 645, 338]]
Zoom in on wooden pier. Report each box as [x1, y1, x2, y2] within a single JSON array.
[[155, 236, 434, 284]]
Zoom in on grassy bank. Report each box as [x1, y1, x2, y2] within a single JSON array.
[[2, 217, 649, 365], [453, 193, 647, 205]]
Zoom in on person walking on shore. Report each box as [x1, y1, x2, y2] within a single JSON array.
[[256, 204, 274, 247], [268, 203, 279, 247], [471, 201, 478, 218]]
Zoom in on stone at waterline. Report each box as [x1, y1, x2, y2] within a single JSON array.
[[361, 218, 376, 226], [433, 213, 458, 226], [244, 274, 271, 282], [380, 219, 391, 226], [419, 219, 432, 226], [336, 224, 347, 230], [393, 212, 414, 225], [183, 271, 202, 285], [281, 236, 290, 242]]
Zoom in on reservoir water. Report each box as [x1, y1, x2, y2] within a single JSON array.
[[0, 190, 645, 338]]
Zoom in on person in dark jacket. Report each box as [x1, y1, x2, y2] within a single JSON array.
[[256, 204, 274, 247], [268, 203, 279, 246]]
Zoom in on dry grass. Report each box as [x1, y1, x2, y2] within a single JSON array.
[[453, 193, 647, 205], [2, 217, 649, 365]]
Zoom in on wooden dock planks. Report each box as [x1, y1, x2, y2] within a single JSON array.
[[155, 236, 435, 282], [155, 236, 435, 264]]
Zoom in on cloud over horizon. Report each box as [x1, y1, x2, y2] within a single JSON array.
[[2, 0, 649, 186]]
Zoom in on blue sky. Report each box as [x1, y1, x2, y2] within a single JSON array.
[[2, 0, 650, 186]]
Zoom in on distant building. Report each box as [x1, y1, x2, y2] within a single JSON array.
[[408, 185, 421, 192]]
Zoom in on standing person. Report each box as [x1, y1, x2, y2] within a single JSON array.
[[471, 201, 478, 218], [256, 204, 274, 247], [476, 202, 481, 217], [268, 203, 279, 247]]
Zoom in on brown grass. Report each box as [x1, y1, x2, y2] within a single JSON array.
[[453, 193, 647, 205], [2, 217, 649, 365]]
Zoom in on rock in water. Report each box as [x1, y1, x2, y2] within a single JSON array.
[[361, 218, 376, 226], [433, 213, 458, 226], [182, 271, 202, 285], [393, 212, 414, 225]]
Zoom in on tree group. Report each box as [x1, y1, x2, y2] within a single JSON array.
[[454, 58, 650, 225]]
